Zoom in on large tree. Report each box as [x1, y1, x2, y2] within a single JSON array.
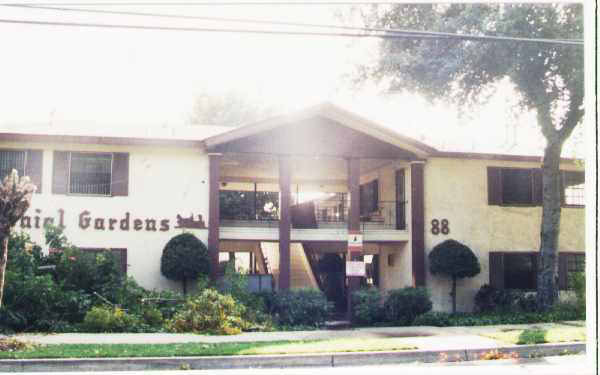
[[189, 89, 275, 127], [357, 3, 583, 310]]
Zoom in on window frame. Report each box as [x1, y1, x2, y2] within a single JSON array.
[[499, 167, 536, 207], [490, 251, 585, 291], [67, 151, 114, 197], [0, 148, 27, 181], [561, 170, 585, 208]]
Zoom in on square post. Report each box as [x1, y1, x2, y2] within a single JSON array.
[[279, 155, 292, 290], [347, 157, 362, 320], [410, 161, 426, 287], [208, 153, 222, 281]]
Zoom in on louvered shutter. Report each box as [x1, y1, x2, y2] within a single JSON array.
[[25, 150, 43, 194], [487, 167, 503, 205], [489, 252, 505, 289], [532, 168, 543, 205], [111, 153, 129, 196], [52, 151, 69, 194], [558, 253, 568, 290]]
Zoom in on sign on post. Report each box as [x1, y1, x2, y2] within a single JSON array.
[[346, 261, 366, 277]]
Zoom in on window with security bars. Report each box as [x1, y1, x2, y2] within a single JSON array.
[[567, 254, 585, 290], [562, 171, 585, 206], [69, 153, 112, 195], [0, 150, 26, 181]]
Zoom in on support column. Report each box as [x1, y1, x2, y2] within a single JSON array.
[[278, 155, 292, 290], [347, 158, 361, 319], [208, 153, 222, 281], [410, 161, 425, 287]]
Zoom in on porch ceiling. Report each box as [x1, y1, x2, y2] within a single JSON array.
[[220, 153, 393, 183]]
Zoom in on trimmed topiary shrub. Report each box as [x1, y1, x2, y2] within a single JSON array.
[[160, 233, 210, 295], [351, 287, 384, 325], [266, 288, 332, 327], [166, 288, 248, 335], [383, 287, 432, 325], [429, 239, 481, 314]]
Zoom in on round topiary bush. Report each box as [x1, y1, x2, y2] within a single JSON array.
[[429, 239, 480, 314], [160, 233, 210, 294]]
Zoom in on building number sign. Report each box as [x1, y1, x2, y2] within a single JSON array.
[[431, 219, 450, 235]]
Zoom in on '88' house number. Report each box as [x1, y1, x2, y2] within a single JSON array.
[[431, 219, 450, 235]]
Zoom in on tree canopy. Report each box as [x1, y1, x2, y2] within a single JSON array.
[[358, 3, 583, 310], [189, 89, 275, 127], [160, 233, 210, 295]]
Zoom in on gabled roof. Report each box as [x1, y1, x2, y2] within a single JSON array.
[[202, 102, 437, 159]]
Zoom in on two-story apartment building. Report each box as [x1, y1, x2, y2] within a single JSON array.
[[0, 103, 585, 312]]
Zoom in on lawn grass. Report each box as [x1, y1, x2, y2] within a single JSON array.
[[0, 338, 418, 359], [481, 326, 586, 345]]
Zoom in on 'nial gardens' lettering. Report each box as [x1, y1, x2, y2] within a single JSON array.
[[19, 209, 206, 232]]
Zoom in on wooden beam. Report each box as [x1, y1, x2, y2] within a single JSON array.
[[208, 153, 222, 281], [278, 155, 292, 290]]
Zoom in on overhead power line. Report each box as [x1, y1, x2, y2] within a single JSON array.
[[4, 4, 584, 45], [0, 16, 583, 45]]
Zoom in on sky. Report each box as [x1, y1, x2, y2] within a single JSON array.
[[0, 2, 589, 158]]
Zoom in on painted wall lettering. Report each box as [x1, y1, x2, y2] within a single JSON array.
[[18, 209, 206, 233]]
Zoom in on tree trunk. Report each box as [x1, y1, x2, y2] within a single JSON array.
[[182, 277, 187, 295], [451, 276, 457, 314], [536, 140, 563, 311], [0, 233, 9, 309]]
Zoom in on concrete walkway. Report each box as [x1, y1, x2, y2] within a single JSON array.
[[11, 321, 585, 350]]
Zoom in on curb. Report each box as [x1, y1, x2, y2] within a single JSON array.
[[0, 343, 585, 372]]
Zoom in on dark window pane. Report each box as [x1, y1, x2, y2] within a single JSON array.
[[69, 153, 112, 195], [567, 254, 585, 289], [502, 169, 533, 204], [0, 150, 26, 180], [220, 190, 279, 220], [504, 253, 536, 290]]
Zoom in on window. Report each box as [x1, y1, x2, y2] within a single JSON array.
[[501, 169, 534, 205], [219, 190, 279, 220], [562, 171, 585, 206], [566, 253, 585, 290], [360, 179, 379, 215], [504, 253, 537, 290], [0, 149, 26, 180], [52, 151, 128, 196], [489, 252, 585, 291], [69, 152, 112, 195]]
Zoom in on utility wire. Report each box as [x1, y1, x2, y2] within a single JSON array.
[[4, 4, 584, 45], [0, 18, 583, 45]]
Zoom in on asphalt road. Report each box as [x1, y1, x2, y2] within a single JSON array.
[[12, 354, 594, 375]]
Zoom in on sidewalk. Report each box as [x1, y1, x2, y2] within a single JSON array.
[[2, 322, 586, 372], [12, 321, 584, 349]]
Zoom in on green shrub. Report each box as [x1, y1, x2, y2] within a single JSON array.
[[412, 311, 452, 327], [570, 271, 585, 316], [160, 233, 210, 295], [266, 288, 332, 327], [474, 285, 537, 313], [351, 287, 384, 325], [383, 287, 432, 325], [167, 288, 248, 335], [83, 306, 142, 333], [429, 239, 480, 314], [142, 307, 164, 327]]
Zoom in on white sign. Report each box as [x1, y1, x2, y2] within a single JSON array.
[[346, 261, 366, 277]]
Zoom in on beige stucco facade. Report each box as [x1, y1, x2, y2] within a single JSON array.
[[0, 104, 586, 313]]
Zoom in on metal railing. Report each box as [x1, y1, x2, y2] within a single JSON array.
[[220, 199, 407, 230]]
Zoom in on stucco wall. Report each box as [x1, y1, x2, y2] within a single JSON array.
[[423, 157, 585, 312], [2, 141, 210, 292]]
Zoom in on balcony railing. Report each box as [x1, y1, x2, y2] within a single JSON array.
[[220, 199, 407, 231]]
